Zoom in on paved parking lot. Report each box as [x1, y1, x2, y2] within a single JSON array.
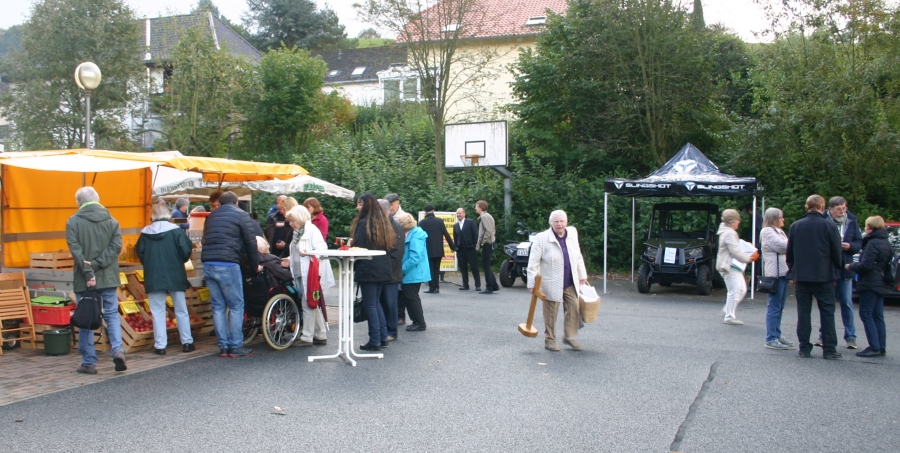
[[1, 276, 898, 452]]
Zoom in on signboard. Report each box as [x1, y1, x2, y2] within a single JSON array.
[[418, 211, 458, 272]]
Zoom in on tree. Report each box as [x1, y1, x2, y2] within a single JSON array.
[[0, 25, 25, 60], [191, 0, 254, 44], [151, 28, 253, 157], [511, 0, 721, 173], [238, 46, 332, 162], [692, 0, 705, 30], [357, 28, 381, 38], [0, 0, 142, 150], [243, 0, 354, 51], [356, 0, 513, 187]]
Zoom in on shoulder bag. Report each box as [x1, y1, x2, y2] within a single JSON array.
[[755, 234, 778, 294]]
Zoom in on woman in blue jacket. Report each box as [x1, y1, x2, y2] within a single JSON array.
[[397, 213, 430, 331]]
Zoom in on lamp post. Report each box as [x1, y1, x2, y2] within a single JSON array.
[[74, 62, 101, 149]]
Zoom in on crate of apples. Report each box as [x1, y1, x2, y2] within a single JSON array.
[[124, 314, 153, 333]]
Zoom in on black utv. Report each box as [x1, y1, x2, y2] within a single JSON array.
[[637, 202, 725, 295]]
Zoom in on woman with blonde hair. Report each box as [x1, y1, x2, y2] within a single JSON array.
[[281, 205, 335, 347], [396, 212, 430, 331], [847, 216, 891, 357], [716, 209, 758, 325], [136, 203, 195, 354], [760, 207, 793, 349]]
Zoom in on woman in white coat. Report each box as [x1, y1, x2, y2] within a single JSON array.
[[715, 209, 758, 325], [281, 205, 335, 347], [526, 210, 588, 351]]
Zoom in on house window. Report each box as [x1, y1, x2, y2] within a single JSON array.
[[524, 16, 547, 26], [327, 70, 341, 77], [382, 76, 421, 102], [383, 79, 401, 103], [442, 22, 461, 33], [403, 78, 418, 100], [351, 67, 366, 76]]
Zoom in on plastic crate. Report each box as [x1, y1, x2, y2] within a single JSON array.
[[31, 304, 74, 326]]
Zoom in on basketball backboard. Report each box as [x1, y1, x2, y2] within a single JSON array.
[[444, 121, 508, 169]]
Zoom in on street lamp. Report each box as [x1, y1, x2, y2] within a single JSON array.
[[74, 62, 101, 149]]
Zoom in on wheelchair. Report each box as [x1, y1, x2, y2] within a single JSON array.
[[242, 267, 303, 350]]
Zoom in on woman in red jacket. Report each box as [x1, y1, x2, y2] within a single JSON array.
[[303, 197, 329, 241]]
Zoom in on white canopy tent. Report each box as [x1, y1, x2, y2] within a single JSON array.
[[151, 166, 355, 200]]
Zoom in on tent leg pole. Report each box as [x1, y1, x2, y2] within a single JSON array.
[[604, 192, 608, 294], [631, 197, 635, 283], [751, 195, 757, 300]]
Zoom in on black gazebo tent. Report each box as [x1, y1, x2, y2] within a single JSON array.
[[602, 143, 760, 294]]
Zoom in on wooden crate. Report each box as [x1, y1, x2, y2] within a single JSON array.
[[185, 288, 214, 335], [124, 272, 148, 302], [119, 307, 154, 353], [29, 251, 74, 270]]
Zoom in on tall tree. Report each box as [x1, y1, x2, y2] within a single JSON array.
[[151, 28, 253, 157], [511, 0, 720, 172], [692, 0, 705, 30], [243, 0, 354, 51], [357, 0, 512, 187], [0, 0, 142, 150]]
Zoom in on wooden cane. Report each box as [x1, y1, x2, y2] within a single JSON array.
[[519, 275, 544, 337]]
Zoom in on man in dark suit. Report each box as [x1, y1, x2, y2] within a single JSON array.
[[453, 207, 481, 291], [786, 194, 843, 360], [419, 204, 456, 293]]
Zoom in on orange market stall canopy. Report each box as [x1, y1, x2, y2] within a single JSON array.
[[0, 149, 307, 269]]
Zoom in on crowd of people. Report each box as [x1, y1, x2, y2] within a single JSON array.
[[65, 186, 890, 373], [718, 194, 891, 360]]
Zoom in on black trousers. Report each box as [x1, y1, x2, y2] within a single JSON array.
[[481, 243, 498, 291], [401, 283, 425, 327], [796, 281, 838, 355], [428, 257, 442, 291], [457, 247, 481, 289]]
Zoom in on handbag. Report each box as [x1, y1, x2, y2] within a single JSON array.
[[578, 282, 601, 323], [756, 246, 779, 294], [352, 284, 367, 323], [71, 288, 103, 330]]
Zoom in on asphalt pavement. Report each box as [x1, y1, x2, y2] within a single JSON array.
[[1, 277, 898, 452]]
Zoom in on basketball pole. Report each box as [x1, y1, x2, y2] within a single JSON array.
[[492, 166, 513, 230]]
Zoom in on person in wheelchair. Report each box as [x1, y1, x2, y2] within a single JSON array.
[[243, 237, 294, 323]]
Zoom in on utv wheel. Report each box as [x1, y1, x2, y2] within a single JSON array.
[[637, 263, 652, 293], [499, 260, 515, 287], [696, 264, 712, 296]]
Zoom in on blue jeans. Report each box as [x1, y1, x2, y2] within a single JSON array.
[[858, 290, 886, 351], [205, 264, 245, 349], [76, 287, 123, 366], [834, 278, 856, 340], [765, 277, 790, 342], [379, 283, 400, 337], [360, 282, 388, 346], [148, 290, 193, 349]]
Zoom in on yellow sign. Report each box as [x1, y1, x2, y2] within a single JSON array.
[[166, 295, 174, 308], [134, 270, 144, 282], [119, 272, 128, 286], [418, 211, 458, 272], [119, 300, 140, 315], [198, 287, 210, 302]]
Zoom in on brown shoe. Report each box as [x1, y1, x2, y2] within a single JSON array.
[[292, 339, 313, 347], [313, 338, 327, 346], [76, 364, 97, 375], [563, 338, 583, 350], [545, 339, 560, 351]]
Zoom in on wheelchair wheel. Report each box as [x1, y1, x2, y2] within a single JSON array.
[[262, 293, 301, 350]]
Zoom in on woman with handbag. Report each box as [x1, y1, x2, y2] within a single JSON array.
[[716, 209, 759, 325], [525, 210, 588, 351], [280, 205, 335, 347], [349, 194, 395, 351], [846, 216, 891, 357], [760, 208, 794, 350]]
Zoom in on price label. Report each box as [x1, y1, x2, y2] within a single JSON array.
[[198, 287, 210, 302], [134, 270, 144, 282], [184, 260, 194, 271], [166, 296, 173, 308], [119, 272, 128, 286], [142, 299, 151, 313], [119, 300, 140, 315]]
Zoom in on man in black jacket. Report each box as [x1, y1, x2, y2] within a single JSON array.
[[201, 191, 259, 358], [454, 207, 481, 291], [786, 194, 843, 359], [419, 204, 456, 293]]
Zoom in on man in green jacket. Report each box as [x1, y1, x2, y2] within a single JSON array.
[[66, 187, 126, 374]]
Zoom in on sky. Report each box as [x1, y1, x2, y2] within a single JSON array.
[[1, 0, 770, 43]]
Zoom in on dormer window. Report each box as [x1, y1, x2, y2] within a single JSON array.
[[351, 67, 366, 76], [441, 22, 461, 33], [524, 16, 547, 26], [327, 70, 341, 77]]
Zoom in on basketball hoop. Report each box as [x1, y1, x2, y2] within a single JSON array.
[[460, 154, 480, 167]]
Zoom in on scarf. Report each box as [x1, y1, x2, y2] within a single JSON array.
[[291, 225, 306, 247]]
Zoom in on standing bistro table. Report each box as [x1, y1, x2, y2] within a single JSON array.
[[307, 249, 386, 366]]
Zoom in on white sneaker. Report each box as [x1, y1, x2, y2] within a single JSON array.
[[765, 340, 792, 350], [724, 319, 744, 325]]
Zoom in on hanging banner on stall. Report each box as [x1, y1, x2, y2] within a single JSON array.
[[417, 211, 458, 272]]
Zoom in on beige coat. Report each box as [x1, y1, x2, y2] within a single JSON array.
[[526, 226, 588, 303], [715, 222, 753, 273]]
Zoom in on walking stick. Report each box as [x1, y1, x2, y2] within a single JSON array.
[[519, 275, 544, 337]]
